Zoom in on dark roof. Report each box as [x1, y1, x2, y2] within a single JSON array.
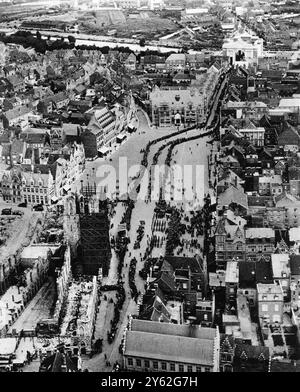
[[259, 114, 272, 129], [164, 256, 202, 273], [20, 164, 51, 175], [234, 343, 269, 360], [239, 261, 256, 289], [51, 351, 64, 372], [155, 271, 177, 293], [21, 133, 45, 144], [248, 195, 275, 208], [290, 255, 300, 276], [25, 147, 33, 159], [238, 260, 273, 288], [255, 261, 274, 283], [270, 360, 300, 372]]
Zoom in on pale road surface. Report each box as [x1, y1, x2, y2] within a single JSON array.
[[0, 202, 43, 262], [80, 73, 229, 372], [21, 74, 229, 372]]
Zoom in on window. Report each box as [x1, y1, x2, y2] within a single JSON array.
[[262, 304, 268, 312], [179, 364, 184, 372], [170, 363, 175, 371], [196, 366, 201, 372], [161, 362, 167, 370], [205, 367, 211, 372], [144, 360, 150, 368], [127, 358, 133, 366], [136, 359, 141, 367], [187, 365, 193, 372], [274, 304, 279, 312], [204, 314, 208, 320], [153, 361, 158, 370]]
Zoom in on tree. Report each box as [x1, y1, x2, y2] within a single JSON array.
[[36, 30, 41, 40], [68, 35, 76, 44]]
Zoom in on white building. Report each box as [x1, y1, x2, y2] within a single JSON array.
[[222, 30, 263, 68], [278, 98, 300, 114]]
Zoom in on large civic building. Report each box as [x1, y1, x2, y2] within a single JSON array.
[[150, 86, 205, 127], [222, 30, 263, 68], [123, 319, 220, 372]]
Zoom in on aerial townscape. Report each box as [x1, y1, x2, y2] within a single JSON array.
[[1, 0, 300, 375]]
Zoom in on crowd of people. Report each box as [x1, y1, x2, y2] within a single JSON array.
[[128, 257, 139, 302]]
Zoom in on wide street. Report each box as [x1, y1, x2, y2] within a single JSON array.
[[80, 71, 229, 371]]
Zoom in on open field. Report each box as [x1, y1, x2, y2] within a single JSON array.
[[79, 10, 178, 36]]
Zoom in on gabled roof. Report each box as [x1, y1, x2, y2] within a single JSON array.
[[164, 256, 202, 273], [278, 125, 300, 146], [234, 343, 269, 361], [155, 271, 177, 293], [125, 319, 217, 366], [259, 114, 272, 129], [218, 185, 248, 210]]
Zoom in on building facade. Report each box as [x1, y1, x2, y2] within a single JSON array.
[[150, 86, 204, 128], [123, 319, 220, 372], [257, 283, 284, 326]]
